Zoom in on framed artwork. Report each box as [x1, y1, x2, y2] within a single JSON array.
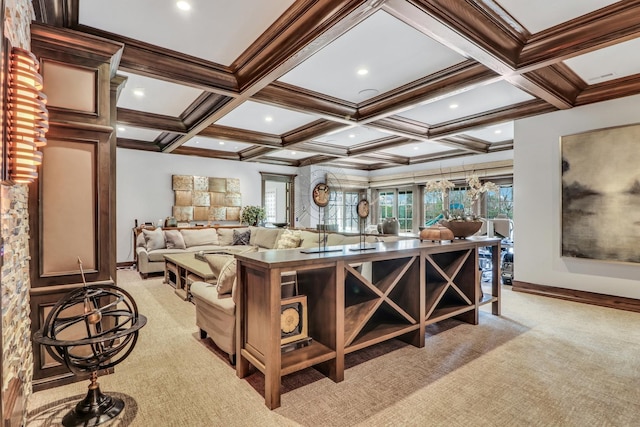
[[312, 183, 330, 207], [561, 123, 640, 264]]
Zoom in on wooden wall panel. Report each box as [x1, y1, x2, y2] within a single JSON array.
[[41, 140, 96, 275]]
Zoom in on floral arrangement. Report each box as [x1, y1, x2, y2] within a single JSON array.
[[425, 174, 499, 221]]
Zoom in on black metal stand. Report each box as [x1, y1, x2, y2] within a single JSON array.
[[62, 371, 124, 427], [350, 217, 376, 251]]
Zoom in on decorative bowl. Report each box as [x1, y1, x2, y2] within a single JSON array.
[[440, 220, 483, 238]]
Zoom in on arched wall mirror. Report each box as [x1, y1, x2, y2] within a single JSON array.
[[260, 172, 296, 227]]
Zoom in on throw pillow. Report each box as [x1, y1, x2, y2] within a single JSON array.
[[180, 228, 219, 247], [164, 230, 186, 249], [135, 232, 146, 248], [275, 229, 302, 249], [253, 227, 282, 249], [232, 229, 251, 245], [217, 257, 237, 295], [204, 254, 234, 279], [142, 228, 165, 251]]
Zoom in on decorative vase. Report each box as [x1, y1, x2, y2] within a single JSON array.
[[381, 217, 399, 235], [440, 220, 483, 238]]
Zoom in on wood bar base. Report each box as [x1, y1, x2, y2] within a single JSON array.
[[236, 238, 501, 409]]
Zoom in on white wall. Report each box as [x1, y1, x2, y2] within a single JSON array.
[[514, 93, 640, 299], [116, 148, 297, 262]]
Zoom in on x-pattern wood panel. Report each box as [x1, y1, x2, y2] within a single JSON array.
[[33, 0, 640, 170]]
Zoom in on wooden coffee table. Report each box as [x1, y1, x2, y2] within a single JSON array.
[[163, 253, 218, 301]]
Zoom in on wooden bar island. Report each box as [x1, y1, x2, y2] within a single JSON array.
[[235, 237, 501, 409]]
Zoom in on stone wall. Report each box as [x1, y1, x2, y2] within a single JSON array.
[[1, 0, 36, 424]]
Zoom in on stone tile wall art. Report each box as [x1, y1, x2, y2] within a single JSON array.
[[172, 175, 242, 223]]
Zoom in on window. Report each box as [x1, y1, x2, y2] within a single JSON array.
[[378, 191, 394, 220], [264, 190, 277, 223], [397, 190, 413, 232], [424, 190, 444, 223], [375, 188, 414, 232], [448, 187, 467, 217], [329, 190, 361, 232], [486, 185, 513, 219]]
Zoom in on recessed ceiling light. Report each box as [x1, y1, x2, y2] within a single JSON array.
[[176, 1, 191, 11], [414, 146, 419, 150], [449, 103, 458, 109], [133, 88, 145, 97], [117, 126, 125, 132], [291, 151, 297, 155], [219, 141, 225, 145], [494, 129, 502, 134], [194, 140, 199, 144], [357, 68, 369, 76], [265, 116, 273, 122], [349, 134, 356, 138]]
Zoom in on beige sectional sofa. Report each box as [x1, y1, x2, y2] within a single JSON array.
[[135, 225, 406, 363]]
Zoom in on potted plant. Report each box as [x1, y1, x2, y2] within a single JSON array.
[[240, 205, 266, 226]]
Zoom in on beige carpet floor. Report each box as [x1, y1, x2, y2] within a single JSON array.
[[27, 269, 640, 426]]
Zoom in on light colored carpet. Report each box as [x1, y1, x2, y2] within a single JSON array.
[[28, 269, 640, 426]]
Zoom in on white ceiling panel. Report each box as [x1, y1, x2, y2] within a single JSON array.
[[278, 10, 466, 103], [215, 101, 318, 134], [184, 136, 254, 152], [398, 81, 534, 125], [564, 37, 640, 84], [79, 0, 296, 65], [313, 126, 392, 148], [267, 150, 318, 160], [118, 71, 202, 116], [216, 101, 317, 135], [496, 0, 620, 34], [461, 122, 514, 143], [381, 142, 450, 157], [116, 125, 162, 141]]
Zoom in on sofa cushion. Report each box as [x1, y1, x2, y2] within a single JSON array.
[[142, 228, 165, 251], [326, 233, 345, 246], [180, 228, 219, 247], [190, 282, 235, 317], [251, 227, 283, 249], [275, 229, 302, 249], [147, 248, 189, 262], [217, 257, 237, 295], [204, 254, 234, 279], [164, 230, 186, 249], [232, 229, 251, 245]]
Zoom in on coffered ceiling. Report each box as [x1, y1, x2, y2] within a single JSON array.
[[33, 0, 640, 170]]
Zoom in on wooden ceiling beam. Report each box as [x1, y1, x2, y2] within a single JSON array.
[[198, 125, 282, 147], [234, 0, 382, 91], [289, 142, 348, 157], [282, 120, 351, 147], [348, 136, 414, 156], [358, 61, 499, 122], [172, 146, 240, 161], [117, 138, 161, 152], [385, 0, 583, 110], [428, 99, 557, 139], [575, 74, 640, 106], [254, 82, 358, 123], [116, 108, 187, 134], [518, 1, 640, 69], [239, 146, 281, 161]]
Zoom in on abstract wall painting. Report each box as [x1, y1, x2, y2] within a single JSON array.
[[561, 123, 640, 264]]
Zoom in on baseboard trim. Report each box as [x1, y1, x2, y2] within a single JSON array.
[[117, 261, 135, 268], [512, 281, 640, 313]]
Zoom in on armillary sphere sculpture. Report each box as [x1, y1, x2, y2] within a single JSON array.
[[33, 258, 147, 426]]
